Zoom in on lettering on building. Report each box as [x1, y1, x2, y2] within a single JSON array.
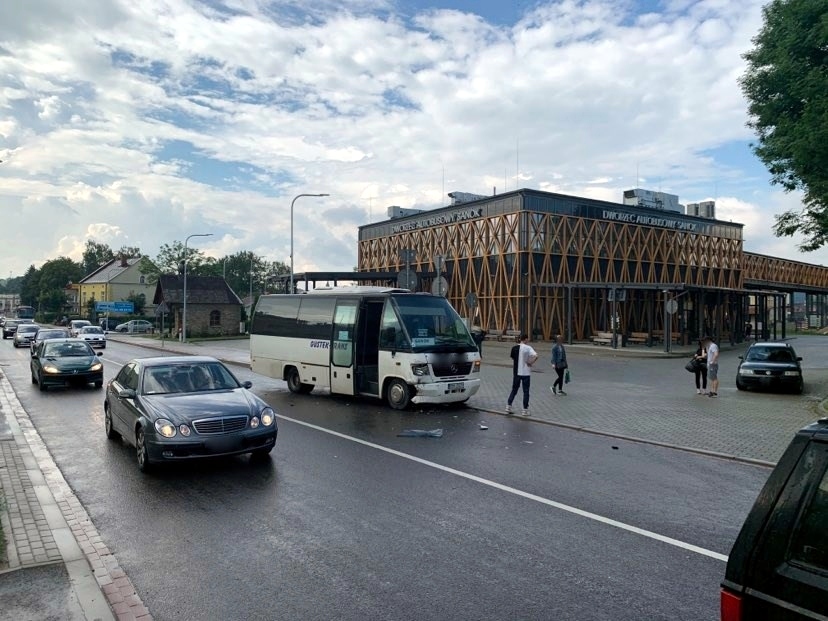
[[602, 210, 699, 232], [391, 208, 483, 234]]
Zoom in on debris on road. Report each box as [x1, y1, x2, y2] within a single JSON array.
[[397, 429, 444, 438]]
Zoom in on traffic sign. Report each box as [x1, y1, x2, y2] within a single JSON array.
[[465, 292, 478, 309], [95, 301, 134, 313], [397, 269, 418, 291], [431, 276, 449, 297], [665, 299, 678, 315]]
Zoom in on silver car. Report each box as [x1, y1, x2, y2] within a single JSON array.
[[78, 325, 107, 349], [69, 319, 92, 337], [13, 323, 40, 348]]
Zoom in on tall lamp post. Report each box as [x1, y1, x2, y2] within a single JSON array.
[[290, 193, 329, 293], [182, 233, 213, 342]]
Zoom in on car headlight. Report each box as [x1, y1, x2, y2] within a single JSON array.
[[179, 424, 191, 436], [739, 368, 756, 375], [784, 370, 800, 376], [154, 419, 177, 438], [250, 416, 260, 428], [411, 363, 430, 377], [90, 362, 103, 371], [260, 407, 275, 427], [43, 364, 60, 374]]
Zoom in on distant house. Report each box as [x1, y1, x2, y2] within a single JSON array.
[[78, 256, 155, 317], [153, 275, 243, 337]]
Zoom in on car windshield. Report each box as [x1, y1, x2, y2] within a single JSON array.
[[81, 327, 104, 334], [38, 330, 68, 340], [391, 295, 476, 352], [746, 346, 796, 363], [18, 325, 39, 333], [141, 362, 241, 395], [44, 342, 95, 357]]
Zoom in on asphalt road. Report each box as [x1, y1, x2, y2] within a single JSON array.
[[0, 338, 772, 620]]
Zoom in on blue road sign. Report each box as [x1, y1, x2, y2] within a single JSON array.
[[95, 301, 134, 313]]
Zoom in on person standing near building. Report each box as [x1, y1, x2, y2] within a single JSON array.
[[506, 333, 538, 416], [703, 335, 720, 398], [693, 339, 708, 395], [550, 334, 568, 395]]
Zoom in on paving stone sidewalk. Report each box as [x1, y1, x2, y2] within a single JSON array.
[[0, 371, 148, 621]]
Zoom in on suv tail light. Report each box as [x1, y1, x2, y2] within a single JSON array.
[[720, 588, 742, 621]]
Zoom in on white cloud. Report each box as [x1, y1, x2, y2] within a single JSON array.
[[1, 0, 826, 280]]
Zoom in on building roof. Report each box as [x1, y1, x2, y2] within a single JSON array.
[[80, 257, 142, 284], [153, 275, 244, 306]]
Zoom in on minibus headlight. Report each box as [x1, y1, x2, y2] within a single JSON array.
[[473, 360, 481, 372], [411, 363, 430, 377]]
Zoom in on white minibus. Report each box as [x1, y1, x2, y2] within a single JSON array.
[[250, 287, 481, 409]]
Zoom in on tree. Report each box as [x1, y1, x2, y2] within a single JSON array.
[[82, 240, 115, 276], [147, 241, 210, 277], [126, 292, 146, 315], [116, 245, 142, 258], [19, 265, 40, 308], [37, 257, 83, 313], [740, 0, 828, 251]]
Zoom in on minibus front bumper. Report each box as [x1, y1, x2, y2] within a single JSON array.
[[411, 378, 481, 404]]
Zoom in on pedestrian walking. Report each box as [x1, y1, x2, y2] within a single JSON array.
[[506, 333, 538, 416], [550, 334, 568, 395], [693, 339, 708, 395], [703, 335, 720, 397]]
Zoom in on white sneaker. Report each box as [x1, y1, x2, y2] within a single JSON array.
[[505, 404, 513, 414], [697, 389, 702, 394], [550, 386, 557, 395], [521, 409, 529, 416]]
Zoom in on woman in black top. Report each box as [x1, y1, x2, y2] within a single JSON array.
[[693, 340, 708, 395]]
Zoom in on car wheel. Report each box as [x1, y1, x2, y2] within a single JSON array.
[[31, 372, 37, 384], [104, 405, 121, 441], [94, 381, 103, 389], [386, 378, 411, 410], [736, 379, 745, 391], [286, 367, 303, 394], [796, 380, 804, 395], [38, 372, 47, 392], [136, 427, 153, 473]]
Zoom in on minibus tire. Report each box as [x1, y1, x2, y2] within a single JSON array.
[[286, 367, 303, 394], [386, 379, 411, 410]]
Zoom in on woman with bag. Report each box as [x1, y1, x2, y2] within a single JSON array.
[[693, 339, 708, 395], [550, 334, 568, 395]]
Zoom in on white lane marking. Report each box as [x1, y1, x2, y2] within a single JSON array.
[[278, 414, 729, 563]]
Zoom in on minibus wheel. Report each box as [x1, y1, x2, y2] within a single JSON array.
[[386, 379, 411, 410], [286, 367, 302, 393]]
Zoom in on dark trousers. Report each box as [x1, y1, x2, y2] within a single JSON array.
[[695, 368, 708, 390], [553, 367, 565, 391], [508, 375, 531, 408]]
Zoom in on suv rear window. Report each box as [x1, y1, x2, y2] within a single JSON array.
[[789, 464, 828, 571]]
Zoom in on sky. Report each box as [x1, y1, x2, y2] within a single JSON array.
[[1, 0, 825, 279]]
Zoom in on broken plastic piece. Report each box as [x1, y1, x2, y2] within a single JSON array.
[[397, 428, 444, 438]]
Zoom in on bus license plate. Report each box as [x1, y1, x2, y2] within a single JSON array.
[[448, 383, 464, 391]]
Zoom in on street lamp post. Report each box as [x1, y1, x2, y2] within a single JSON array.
[[182, 233, 213, 342], [290, 193, 329, 293]]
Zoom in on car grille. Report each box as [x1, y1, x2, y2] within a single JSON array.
[[431, 362, 473, 377], [192, 416, 248, 435]]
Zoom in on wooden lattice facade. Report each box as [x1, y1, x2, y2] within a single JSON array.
[[358, 189, 828, 342]]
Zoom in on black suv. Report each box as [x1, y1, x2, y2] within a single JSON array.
[[722, 418, 828, 619]]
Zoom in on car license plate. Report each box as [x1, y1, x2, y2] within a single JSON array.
[[448, 382, 464, 391]]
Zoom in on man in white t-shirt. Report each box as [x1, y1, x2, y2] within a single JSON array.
[[506, 333, 538, 416], [703, 335, 720, 398]]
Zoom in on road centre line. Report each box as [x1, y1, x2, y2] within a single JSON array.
[[279, 414, 729, 563]]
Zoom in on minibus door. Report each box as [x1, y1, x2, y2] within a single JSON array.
[[331, 299, 357, 396]]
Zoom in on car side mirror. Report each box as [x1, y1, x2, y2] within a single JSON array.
[[31, 352, 38, 359], [242, 380, 253, 389], [118, 388, 136, 399], [797, 356, 803, 361], [738, 355, 743, 360], [97, 351, 103, 357]]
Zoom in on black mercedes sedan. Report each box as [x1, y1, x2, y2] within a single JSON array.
[[30, 338, 104, 391], [736, 341, 804, 394], [104, 356, 277, 472]]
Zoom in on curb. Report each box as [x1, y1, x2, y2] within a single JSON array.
[[475, 406, 777, 469]]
